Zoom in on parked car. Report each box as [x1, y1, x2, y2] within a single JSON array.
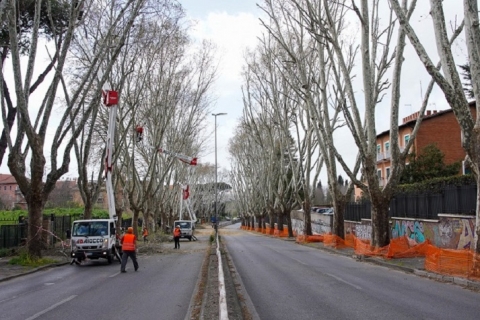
[[316, 207, 334, 215]]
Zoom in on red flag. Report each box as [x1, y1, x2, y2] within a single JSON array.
[[182, 185, 190, 200]]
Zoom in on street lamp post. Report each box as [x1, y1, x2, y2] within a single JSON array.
[[212, 112, 227, 236]]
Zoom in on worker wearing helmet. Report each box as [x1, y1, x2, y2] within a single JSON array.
[[173, 225, 181, 249], [142, 227, 149, 243], [120, 227, 139, 272]]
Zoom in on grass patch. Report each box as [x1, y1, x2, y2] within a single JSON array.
[[0, 248, 15, 258], [210, 233, 221, 243], [8, 251, 57, 268]]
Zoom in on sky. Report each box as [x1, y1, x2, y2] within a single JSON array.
[[180, 0, 468, 183], [179, 0, 264, 172], [0, 0, 470, 185]]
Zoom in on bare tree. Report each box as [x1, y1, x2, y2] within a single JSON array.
[[0, 0, 145, 258], [389, 0, 480, 252], [105, 4, 217, 236]]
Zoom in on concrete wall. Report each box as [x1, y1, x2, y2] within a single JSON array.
[[292, 211, 476, 250]]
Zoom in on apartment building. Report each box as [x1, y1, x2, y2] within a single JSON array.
[[0, 173, 26, 209], [355, 101, 476, 200]]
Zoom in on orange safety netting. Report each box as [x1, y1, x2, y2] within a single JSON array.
[[265, 227, 274, 235], [273, 226, 288, 237], [324, 234, 354, 249], [296, 235, 324, 243], [242, 225, 480, 280], [354, 236, 424, 258], [386, 237, 430, 259], [425, 245, 480, 280]]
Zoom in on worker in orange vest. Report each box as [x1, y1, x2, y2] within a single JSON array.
[[173, 225, 181, 249], [120, 227, 139, 273], [142, 227, 149, 243]]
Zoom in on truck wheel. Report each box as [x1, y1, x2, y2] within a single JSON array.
[[188, 237, 192, 241]]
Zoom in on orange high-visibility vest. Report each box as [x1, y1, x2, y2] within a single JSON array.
[[122, 233, 136, 251], [143, 229, 148, 237], [174, 228, 181, 237]]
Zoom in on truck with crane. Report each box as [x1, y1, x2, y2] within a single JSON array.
[[70, 90, 122, 265], [157, 149, 198, 241]]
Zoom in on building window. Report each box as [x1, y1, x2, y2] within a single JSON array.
[[377, 144, 381, 154], [386, 167, 391, 179], [3, 186, 5, 191], [384, 141, 390, 159], [377, 169, 382, 180], [404, 134, 410, 146]]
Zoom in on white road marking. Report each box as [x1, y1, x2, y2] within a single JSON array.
[[44, 283, 55, 286], [25, 295, 77, 320], [0, 295, 17, 303], [327, 273, 362, 290], [109, 272, 120, 277]]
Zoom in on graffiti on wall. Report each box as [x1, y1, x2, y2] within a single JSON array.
[[355, 225, 371, 240], [292, 219, 304, 235], [312, 223, 331, 235], [390, 217, 474, 249], [438, 219, 453, 248], [438, 218, 475, 249], [291, 219, 331, 236], [391, 220, 426, 244]]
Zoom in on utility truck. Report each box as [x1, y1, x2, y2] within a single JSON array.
[[157, 149, 198, 241], [70, 89, 122, 265], [174, 220, 195, 241], [70, 219, 121, 264]]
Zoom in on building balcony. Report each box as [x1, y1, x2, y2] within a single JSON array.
[[376, 151, 391, 162]]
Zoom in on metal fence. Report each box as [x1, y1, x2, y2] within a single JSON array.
[[0, 224, 27, 249], [0, 214, 83, 250], [345, 184, 477, 221]]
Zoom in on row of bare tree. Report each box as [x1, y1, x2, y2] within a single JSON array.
[[0, 0, 219, 258], [229, 0, 480, 253]]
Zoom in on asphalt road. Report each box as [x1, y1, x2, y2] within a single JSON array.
[[222, 224, 480, 320], [0, 240, 206, 320]]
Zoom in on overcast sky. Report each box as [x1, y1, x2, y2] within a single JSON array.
[[0, 1, 469, 185], [181, 0, 468, 183], [179, 0, 263, 172]]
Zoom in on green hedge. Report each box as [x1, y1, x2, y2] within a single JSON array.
[[0, 208, 111, 221], [397, 174, 476, 194]]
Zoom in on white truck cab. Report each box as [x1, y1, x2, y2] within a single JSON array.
[[174, 220, 195, 241], [70, 219, 121, 264]]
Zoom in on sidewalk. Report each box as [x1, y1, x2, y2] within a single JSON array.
[[0, 255, 70, 283]]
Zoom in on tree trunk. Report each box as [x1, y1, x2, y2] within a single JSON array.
[[133, 209, 140, 238], [370, 195, 390, 248], [333, 200, 346, 239], [473, 126, 480, 253], [285, 208, 293, 237], [27, 200, 46, 258], [303, 200, 312, 236], [277, 211, 284, 231], [115, 207, 123, 236], [83, 199, 93, 219]]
